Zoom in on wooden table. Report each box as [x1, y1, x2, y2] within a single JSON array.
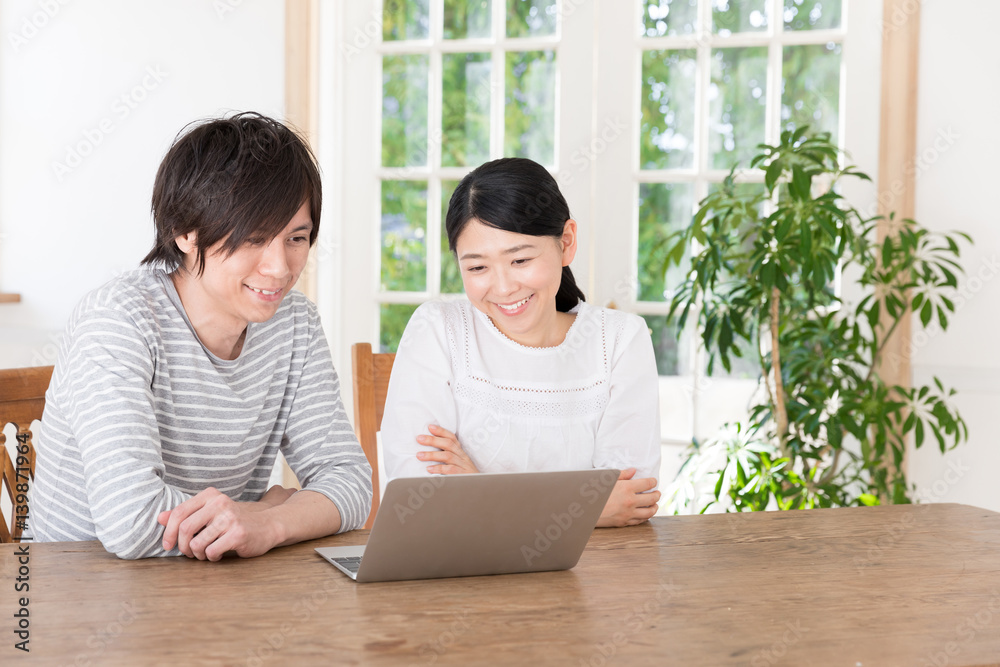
[[3, 503, 1000, 666]]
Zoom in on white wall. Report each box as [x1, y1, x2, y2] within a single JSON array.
[[0, 0, 285, 368], [906, 0, 1000, 511]]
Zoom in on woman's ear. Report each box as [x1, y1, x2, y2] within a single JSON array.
[[561, 219, 578, 266]]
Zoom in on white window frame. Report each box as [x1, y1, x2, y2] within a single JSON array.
[[321, 1, 596, 376], [592, 0, 883, 450], [318, 0, 883, 481]]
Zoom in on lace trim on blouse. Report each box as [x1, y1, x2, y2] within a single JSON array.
[[451, 303, 615, 418]]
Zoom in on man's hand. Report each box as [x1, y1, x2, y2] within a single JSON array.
[[596, 468, 660, 527], [416, 424, 480, 475], [156, 487, 283, 561]]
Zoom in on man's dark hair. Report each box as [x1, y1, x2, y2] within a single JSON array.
[[142, 111, 322, 275]]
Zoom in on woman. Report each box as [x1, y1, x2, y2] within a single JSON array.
[[382, 157, 661, 527], [28, 113, 372, 559]]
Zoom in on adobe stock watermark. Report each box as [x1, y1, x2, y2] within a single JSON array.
[[510, 115, 627, 236], [411, 610, 472, 666], [214, 0, 246, 20], [7, 0, 71, 53], [579, 579, 680, 667], [922, 589, 1000, 667], [853, 459, 969, 574], [556, 117, 627, 188], [909, 254, 998, 351], [392, 408, 505, 525], [395, 76, 498, 180], [875, 0, 920, 37], [341, 9, 383, 62], [51, 65, 169, 183], [393, 473, 446, 524], [750, 619, 810, 667], [880, 253, 997, 377], [63, 601, 139, 665], [243, 578, 344, 666], [28, 328, 64, 368], [866, 126, 960, 223], [521, 468, 618, 566]]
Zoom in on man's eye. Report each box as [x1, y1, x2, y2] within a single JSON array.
[[247, 238, 267, 246]]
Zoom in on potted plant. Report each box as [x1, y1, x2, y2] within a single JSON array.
[[662, 127, 970, 513]]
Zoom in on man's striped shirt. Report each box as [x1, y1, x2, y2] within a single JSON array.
[[27, 268, 372, 559]]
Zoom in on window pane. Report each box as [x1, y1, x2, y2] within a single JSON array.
[[641, 0, 698, 37], [638, 183, 694, 303], [782, 43, 842, 143], [382, 55, 429, 168], [707, 339, 761, 378], [441, 179, 464, 293], [444, 0, 492, 39], [381, 180, 428, 292], [442, 53, 492, 168], [505, 50, 556, 165], [380, 304, 420, 353], [507, 0, 557, 38], [784, 0, 842, 31], [641, 50, 696, 170], [713, 0, 768, 34], [383, 0, 430, 41], [710, 47, 768, 170], [640, 315, 683, 376]]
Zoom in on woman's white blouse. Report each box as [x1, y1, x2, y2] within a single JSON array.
[[381, 300, 661, 484]]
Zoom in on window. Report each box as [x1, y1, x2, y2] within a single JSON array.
[[325, 0, 880, 473], [587, 0, 878, 450], [376, 0, 562, 351]]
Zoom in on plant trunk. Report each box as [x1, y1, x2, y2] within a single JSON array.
[[771, 287, 788, 445]]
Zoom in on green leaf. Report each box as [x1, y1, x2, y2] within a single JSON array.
[[920, 299, 933, 327], [790, 165, 811, 201], [765, 159, 783, 193], [859, 493, 879, 506]]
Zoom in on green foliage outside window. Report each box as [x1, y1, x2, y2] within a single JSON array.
[[441, 180, 465, 294], [504, 50, 556, 165], [506, 0, 556, 38]]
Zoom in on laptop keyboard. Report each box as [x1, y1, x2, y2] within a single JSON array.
[[333, 556, 362, 573]]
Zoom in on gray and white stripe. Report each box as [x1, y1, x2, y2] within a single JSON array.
[[28, 268, 372, 559]]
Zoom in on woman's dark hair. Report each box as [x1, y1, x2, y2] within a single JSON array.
[[445, 157, 585, 312], [142, 111, 322, 275]]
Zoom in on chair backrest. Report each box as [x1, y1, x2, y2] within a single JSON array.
[[0, 366, 53, 543], [351, 343, 395, 529]]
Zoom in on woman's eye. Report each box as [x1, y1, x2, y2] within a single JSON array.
[[513, 258, 531, 266], [464, 265, 485, 273]]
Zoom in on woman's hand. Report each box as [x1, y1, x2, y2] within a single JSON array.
[[597, 468, 660, 527], [416, 424, 480, 475]]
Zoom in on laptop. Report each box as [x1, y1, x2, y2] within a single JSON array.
[[316, 468, 618, 583]]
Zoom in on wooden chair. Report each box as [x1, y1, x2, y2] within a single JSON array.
[[351, 343, 395, 530], [0, 366, 53, 543]]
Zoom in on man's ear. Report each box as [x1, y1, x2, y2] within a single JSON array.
[[174, 231, 197, 255], [560, 219, 578, 266]]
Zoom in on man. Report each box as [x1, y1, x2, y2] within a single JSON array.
[[28, 112, 372, 560]]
